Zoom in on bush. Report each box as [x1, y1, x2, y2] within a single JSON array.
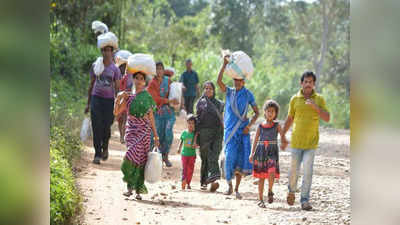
[[321, 84, 350, 129], [50, 126, 82, 225]]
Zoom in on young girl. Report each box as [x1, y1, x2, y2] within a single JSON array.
[[177, 114, 197, 190], [249, 100, 288, 208]]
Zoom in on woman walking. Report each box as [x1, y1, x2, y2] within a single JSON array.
[[195, 81, 224, 192], [121, 65, 159, 200]]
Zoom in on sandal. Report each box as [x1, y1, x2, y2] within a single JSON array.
[[123, 191, 132, 197], [224, 185, 233, 195], [257, 200, 266, 208], [235, 191, 242, 199], [200, 184, 207, 190], [268, 191, 274, 204], [287, 192, 295, 206], [135, 194, 142, 200]]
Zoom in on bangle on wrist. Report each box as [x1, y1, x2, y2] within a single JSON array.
[[154, 136, 159, 141]]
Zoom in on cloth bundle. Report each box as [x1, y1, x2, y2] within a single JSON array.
[[97, 32, 118, 50]]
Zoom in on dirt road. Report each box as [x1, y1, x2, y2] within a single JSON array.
[[75, 115, 350, 225]]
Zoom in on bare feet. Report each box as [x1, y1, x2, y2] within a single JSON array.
[[210, 182, 219, 192], [182, 180, 187, 190]]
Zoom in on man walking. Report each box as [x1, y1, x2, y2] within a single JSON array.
[[282, 71, 330, 210], [180, 59, 199, 114]]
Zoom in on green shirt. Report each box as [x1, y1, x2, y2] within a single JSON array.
[[180, 131, 196, 156], [288, 89, 329, 150]]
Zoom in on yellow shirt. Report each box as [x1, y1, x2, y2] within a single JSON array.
[[288, 89, 328, 150]]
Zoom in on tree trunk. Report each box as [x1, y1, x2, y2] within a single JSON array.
[[315, 0, 330, 90]]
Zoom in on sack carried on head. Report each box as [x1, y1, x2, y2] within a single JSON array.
[[164, 66, 175, 77], [126, 53, 156, 75], [97, 32, 118, 50], [223, 50, 254, 80], [115, 50, 133, 67], [91, 21, 108, 34]]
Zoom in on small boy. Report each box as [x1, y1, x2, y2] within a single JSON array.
[[177, 114, 198, 190]]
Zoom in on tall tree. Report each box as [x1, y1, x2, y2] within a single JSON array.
[[210, 0, 254, 55], [288, 0, 349, 89]]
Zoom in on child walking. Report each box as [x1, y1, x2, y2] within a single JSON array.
[[249, 100, 288, 208], [177, 114, 197, 190]]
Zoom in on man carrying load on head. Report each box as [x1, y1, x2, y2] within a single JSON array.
[[85, 32, 121, 164]]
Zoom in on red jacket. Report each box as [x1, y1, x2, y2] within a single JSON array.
[[147, 77, 171, 107]]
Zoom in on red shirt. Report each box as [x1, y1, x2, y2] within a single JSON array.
[[147, 77, 171, 107]]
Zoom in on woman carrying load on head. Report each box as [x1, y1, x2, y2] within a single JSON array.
[[121, 54, 160, 200]]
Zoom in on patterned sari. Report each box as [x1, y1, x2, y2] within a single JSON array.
[[121, 90, 155, 194]]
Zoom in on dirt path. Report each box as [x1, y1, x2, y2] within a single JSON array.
[[75, 115, 350, 225]]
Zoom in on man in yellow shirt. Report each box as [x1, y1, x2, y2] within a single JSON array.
[[282, 71, 330, 211]]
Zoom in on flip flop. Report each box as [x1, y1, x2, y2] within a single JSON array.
[[257, 200, 266, 208], [268, 191, 274, 204], [235, 191, 242, 199], [287, 192, 295, 206], [224, 186, 233, 195], [123, 191, 132, 197]]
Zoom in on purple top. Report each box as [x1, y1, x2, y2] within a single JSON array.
[[90, 63, 121, 99]]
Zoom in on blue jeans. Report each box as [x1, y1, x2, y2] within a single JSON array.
[[288, 148, 316, 204]]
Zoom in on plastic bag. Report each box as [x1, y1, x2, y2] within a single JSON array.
[[169, 82, 183, 112], [97, 32, 118, 49], [224, 50, 254, 80], [127, 53, 156, 75], [115, 50, 133, 67], [179, 109, 187, 119], [80, 117, 92, 142], [144, 148, 163, 183], [93, 57, 104, 76], [91, 21, 108, 34]]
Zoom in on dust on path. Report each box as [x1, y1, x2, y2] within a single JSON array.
[[75, 115, 350, 225]]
